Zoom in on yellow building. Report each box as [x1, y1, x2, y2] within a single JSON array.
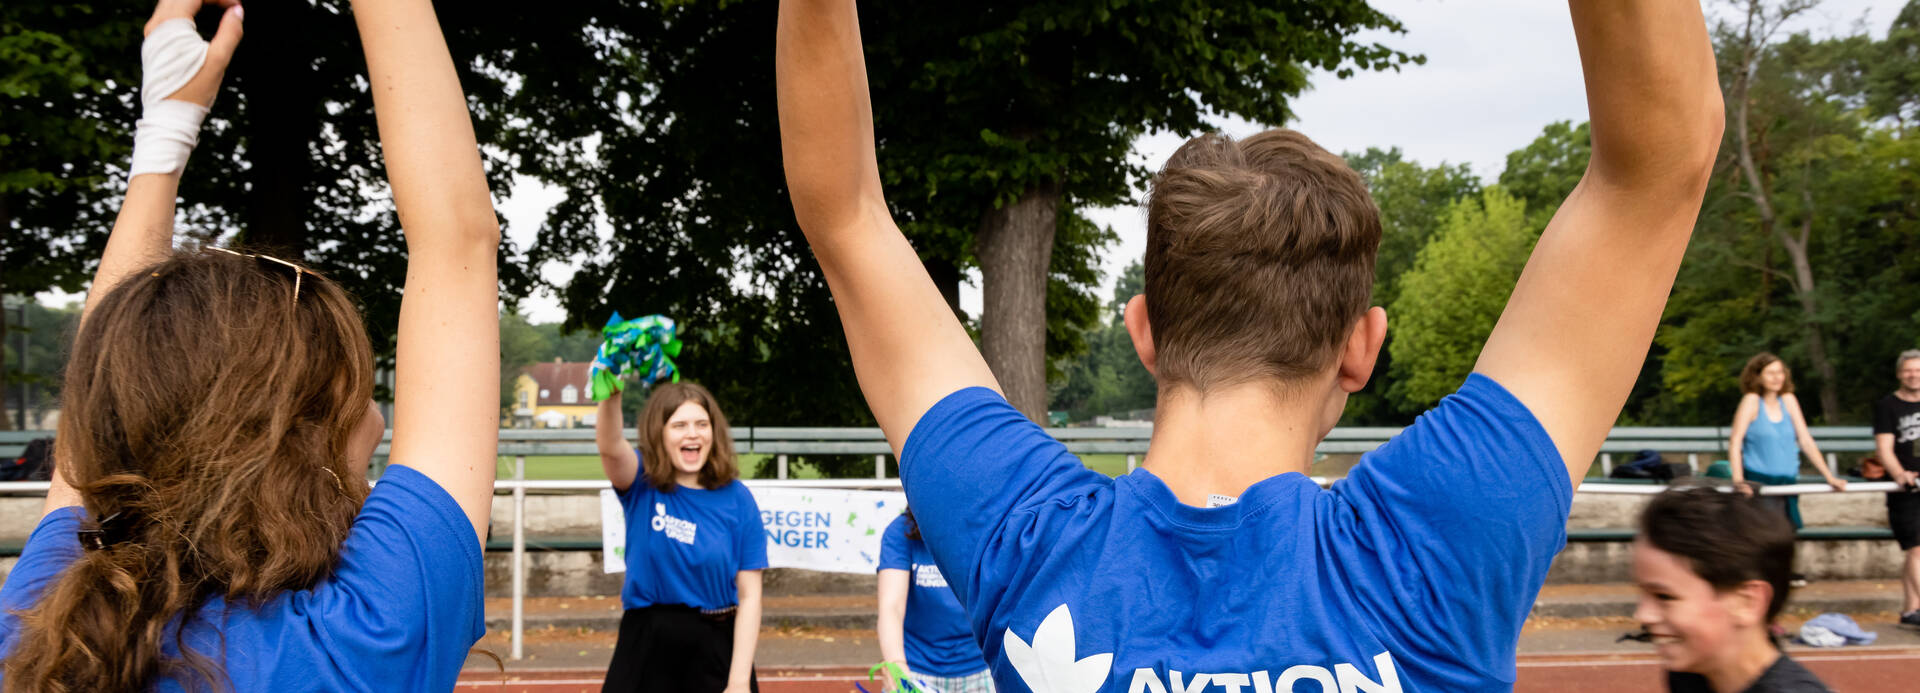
[[511, 360, 599, 429]]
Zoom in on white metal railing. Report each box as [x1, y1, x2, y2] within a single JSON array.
[[0, 423, 1900, 660]]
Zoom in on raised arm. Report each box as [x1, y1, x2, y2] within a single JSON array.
[[86, 0, 242, 319], [351, 0, 502, 543], [596, 395, 641, 491], [1473, 0, 1724, 487], [1784, 395, 1845, 490], [50, 0, 243, 518], [774, 0, 997, 453]]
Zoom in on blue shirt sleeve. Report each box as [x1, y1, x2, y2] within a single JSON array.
[[0, 507, 84, 653], [900, 387, 1108, 605], [1325, 373, 1571, 683], [302, 464, 485, 691], [734, 483, 770, 572], [878, 515, 911, 572]]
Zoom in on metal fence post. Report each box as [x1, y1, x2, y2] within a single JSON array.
[[777, 454, 788, 480], [1127, 454, 1137, 473], [511, 455, 526, 660], [1601, 453, 1613, 476], [875, 454, 885, 480]]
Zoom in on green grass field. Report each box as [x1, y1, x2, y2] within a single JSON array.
[[493, 453, 1139, 480]]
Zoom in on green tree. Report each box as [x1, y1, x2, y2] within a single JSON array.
[[1049, 260, 1155, 422], [520, 0, 1423, 424], [1497, 120, 1590, 224], [1342, 147, 1480, 424], [1387, 188, 1537, 408], [1, 297, 79, 430]]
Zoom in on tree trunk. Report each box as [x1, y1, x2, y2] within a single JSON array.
[[0, 301, 10, 432], [231, 2, 321, 257], [0, 193, 11, 431], [976, 184, 1061, 424], [1729, 9, 1840, 419], [1780, 185, 1841, 418]]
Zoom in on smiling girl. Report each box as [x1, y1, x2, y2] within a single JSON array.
[[596, 382, 767, 692], [1634, 488, 1831, 693]]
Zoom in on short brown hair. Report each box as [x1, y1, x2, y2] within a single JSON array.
[[638, 382, 740, 491], [1143, 130, 1380, 391], [1739, 352, 1794, 395], [1640, 488, 1796, 623]]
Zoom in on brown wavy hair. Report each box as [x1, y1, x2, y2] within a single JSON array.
[[1144, 129, 1380, 391], [1739, 352, 1794, 395], [4, 250, 375, 692], [638, 382, 739, 491]]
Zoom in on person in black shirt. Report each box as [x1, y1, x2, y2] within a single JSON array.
[[1635, 488, 1832, 693], [1872, 349, 1920, 630]]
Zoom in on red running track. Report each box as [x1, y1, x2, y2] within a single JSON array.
[[456, 649, 1920, 692]]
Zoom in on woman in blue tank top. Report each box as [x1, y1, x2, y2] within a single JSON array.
[[0, 1, 503, 689], [1728, 353, 1848, 530], [596, 382, 767, 692]]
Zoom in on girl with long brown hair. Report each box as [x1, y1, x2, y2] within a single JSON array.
[[0, 0, 502, 690], [595, 382, 766, 692]]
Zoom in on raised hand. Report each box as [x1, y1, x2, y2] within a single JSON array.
[[142, 0, 244, 108]]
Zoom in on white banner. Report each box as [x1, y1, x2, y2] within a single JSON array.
[[600, 486, 908, 574]]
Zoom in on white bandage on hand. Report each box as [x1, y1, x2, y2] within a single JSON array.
[[129, 18, 213, 178]]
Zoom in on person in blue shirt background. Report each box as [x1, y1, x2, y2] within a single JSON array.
[[0, 0, 503, 689], [596, 381, 768, 693], [1727, 353, 1847, 530], [775, 0, 1725, 690], [878, 509, 995, 692]]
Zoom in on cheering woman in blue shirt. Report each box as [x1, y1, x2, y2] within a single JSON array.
[[597, 382, 768, 692], [0, 0, 502, 689]]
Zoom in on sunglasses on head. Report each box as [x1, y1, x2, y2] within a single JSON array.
[[207, 246, 311, 308]]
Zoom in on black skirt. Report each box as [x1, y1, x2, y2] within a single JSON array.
[[602, 604, 760, 693]]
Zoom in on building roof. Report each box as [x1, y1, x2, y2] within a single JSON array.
[[518, 361, 593, 406]]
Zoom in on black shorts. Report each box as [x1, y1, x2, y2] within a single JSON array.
[[1889, 491, 1920, 551], [603, 605, 759, 693]]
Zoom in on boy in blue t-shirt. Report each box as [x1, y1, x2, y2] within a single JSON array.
[[774, 1, 1723, 690]]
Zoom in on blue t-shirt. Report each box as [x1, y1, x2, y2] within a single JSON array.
[[901, 374, 1571, 693], [615, 465, 770, 611], [879, 513, 991, 678], [0, 465, 484, 692], [1742, 397, 1802, 477]]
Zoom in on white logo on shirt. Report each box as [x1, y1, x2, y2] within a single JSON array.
[[913, 563, 949, 588], [650, 502, 697, 545], [1005, 604, 1405, 693], [1005, 605, 1111, 693], [1898, 412, 1920, 444]]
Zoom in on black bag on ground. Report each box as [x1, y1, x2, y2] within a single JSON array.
[[1610, 449, 1689, 481]]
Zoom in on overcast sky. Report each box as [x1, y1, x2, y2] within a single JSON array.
[[41, 1, 1909, 322]]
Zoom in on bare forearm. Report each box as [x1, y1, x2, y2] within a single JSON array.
[[775, 0, 884, 235], [351, 0, 499, 245], [1570, 0, 1723, 188], [730, 591, 761, 687], [88, 174, 182, 318], [1801, 439, 1836, 477]]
